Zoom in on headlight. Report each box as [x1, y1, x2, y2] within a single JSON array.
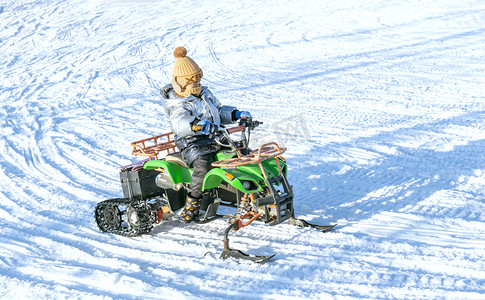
[[242, 181, 251, 190], [241, 180, 257, 191]]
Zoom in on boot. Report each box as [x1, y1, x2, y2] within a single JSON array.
[[179, 194, 203, 223]]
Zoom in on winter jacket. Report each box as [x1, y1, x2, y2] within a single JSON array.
[[160, 85, 237, 166]]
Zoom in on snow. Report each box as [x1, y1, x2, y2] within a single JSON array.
[[1, 0, 485, 298]]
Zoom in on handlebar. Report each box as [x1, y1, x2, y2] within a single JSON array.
[[239, 118, 263, 131], [213, 118, 262, 149], [193, 118, 262, 135], [208, 118, 262, 135]]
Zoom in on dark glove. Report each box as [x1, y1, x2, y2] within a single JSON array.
[[192, 120, 215, 135], [235, 110, 252, 119]]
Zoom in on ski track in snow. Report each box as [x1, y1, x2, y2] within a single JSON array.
[[1, 0, 485, 299]]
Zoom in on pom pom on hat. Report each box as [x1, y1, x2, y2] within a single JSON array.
[[174, 47, 187, 58], [172, 46, 202, 78]]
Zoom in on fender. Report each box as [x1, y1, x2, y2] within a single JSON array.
[[143, 160, 192, 184], [203, 157, 288, 193], [261, 157, 287, 177], [203, 168, 263, 193]]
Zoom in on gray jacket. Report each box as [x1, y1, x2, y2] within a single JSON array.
[[160, 85, 237, 139], [160, 85, 238, 166]]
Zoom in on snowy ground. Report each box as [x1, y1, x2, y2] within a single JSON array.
[[1, 0, 485, 299]]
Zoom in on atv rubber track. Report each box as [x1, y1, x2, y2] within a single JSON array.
[[95, 198, 154, 237]]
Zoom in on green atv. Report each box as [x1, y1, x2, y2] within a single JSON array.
[[95, 118, 335, 262]]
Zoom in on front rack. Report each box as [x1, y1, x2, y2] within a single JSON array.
[[211, 142, 286, 168]]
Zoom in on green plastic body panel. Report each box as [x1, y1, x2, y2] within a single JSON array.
[[143, 160, 192, 184], [213, 150, 239, 162], [203, 167, 263, 193], [142, 150, 287, 194], [202, 156, 287, 193]]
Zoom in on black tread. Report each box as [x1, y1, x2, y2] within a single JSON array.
[[95, 198, 154, 237]]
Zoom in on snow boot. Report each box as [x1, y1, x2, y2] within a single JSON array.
[[178, 194, 202, 223]]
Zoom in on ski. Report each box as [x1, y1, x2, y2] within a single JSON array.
[[288, 218, 337, 232], [220, 249, 275, 263]]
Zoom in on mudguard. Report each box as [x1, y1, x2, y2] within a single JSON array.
[[203, 167, 263, 193], [143, 160, 192, 184], [202, 158, 287, 193]]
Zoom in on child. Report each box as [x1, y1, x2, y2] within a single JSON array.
[[160, 46, 251, 222]]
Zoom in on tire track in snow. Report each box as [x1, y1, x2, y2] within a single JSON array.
[[207, 41, 239, 79]]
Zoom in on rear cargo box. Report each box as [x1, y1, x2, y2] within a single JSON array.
[[120, 168, 163, 200]]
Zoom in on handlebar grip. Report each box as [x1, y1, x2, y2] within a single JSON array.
[[192, 125, 203, 132], [226, 125, 246, 134]]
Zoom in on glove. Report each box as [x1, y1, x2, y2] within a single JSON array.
[[235, 110, 252, 119], [192, 120, 215, 135]]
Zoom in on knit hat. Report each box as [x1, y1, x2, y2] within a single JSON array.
[[172, 47, 203, 97]]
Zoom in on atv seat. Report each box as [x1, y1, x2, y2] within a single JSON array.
[[165, 152, 189, 169]]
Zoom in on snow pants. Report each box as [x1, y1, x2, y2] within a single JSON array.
[[188, 153, 213, 198]]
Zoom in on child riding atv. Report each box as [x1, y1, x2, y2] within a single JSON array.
[[94, 46, 335, 262], [160, 46, 251, 223]]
